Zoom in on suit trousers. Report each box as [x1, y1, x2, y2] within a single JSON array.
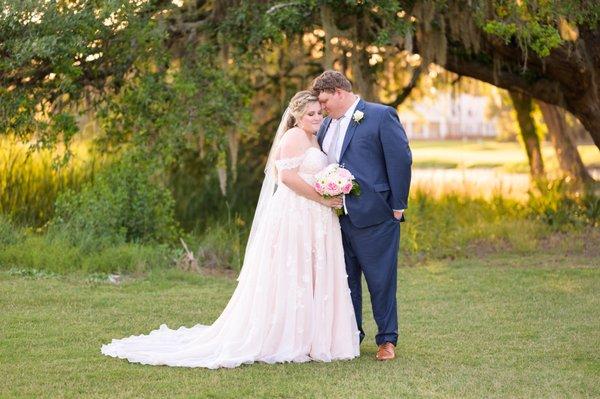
[[339, 215, 400, 346]]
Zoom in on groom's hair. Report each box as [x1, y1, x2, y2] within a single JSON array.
[[311, 70, 352, 95]]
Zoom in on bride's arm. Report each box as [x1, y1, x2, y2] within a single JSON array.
[[278, 129, 342, 208], [280, 169, 341, 208]]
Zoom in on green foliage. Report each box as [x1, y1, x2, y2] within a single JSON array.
[[0, 235, 82, 273], [219, 1, 309, 58], [0, 0, 170, 153], [0, 137, 101, 226], [527, 180, 600, 229], [0, 0, 253, 180], [191, 188, 596, 269], [1, 183, 597, 274], [483, 20, 518, 44], [96, 43, 253, 200], [399, 190, 541, 262], [1, 0, 598, 279], [0, 234, 173, 274], [50, 152, 181, 251], [221, 0, 412, 56], [0, 214, 22, 246], [484, 19, 562, 58], [526, 21, 563, 57], [0, 204, 175, 275], [80, 244, 172, 274], [192, 210, 251, 271], [483, 0, 600, 61]]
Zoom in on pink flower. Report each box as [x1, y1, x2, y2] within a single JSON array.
[[314, 182, 324, 194], [338, 168, 353, 179], [326, 182, 340, 196], [313, 164, 360, 202]]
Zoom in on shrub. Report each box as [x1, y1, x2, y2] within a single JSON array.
[[50, 152, 181, 252], [527, 180, 600, 229]]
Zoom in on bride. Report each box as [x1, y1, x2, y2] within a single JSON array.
[[101, 91, 360, 369]]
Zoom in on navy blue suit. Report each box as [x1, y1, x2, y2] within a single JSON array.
[[317, 99, 412, 346]]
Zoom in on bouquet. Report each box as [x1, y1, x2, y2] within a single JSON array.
[[314, 164, 361, 215]]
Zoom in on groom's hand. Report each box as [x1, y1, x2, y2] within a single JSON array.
[[393, 210, 404, 220]]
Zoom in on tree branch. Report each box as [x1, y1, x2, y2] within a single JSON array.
[[384, 65, 423, 108]]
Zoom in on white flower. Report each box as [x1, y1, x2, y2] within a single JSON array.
[[352, 110, 364, 123]]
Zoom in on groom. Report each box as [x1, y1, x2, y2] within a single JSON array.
[[312, 70, 412, 361]]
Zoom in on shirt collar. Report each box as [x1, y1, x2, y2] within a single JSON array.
[[338, 95, 360, 120]]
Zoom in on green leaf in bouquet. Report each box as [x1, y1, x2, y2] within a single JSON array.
[[350, 181, 361, 196]]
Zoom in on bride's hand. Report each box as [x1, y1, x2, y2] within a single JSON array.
[[320, 196, 343, 208]]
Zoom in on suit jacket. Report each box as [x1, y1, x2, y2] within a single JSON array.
[[317, 99, 412, 228]]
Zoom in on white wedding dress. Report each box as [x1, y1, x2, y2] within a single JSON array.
[[101, 146, 360, 368]]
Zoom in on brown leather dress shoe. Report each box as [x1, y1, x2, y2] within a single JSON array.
[[376, 342, 396, 361]]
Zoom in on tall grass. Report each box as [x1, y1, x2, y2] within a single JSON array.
[[1, 184, 597, 275], [179, 186, 598, 271], [0, 214, 174, 275], [0, 137, 103, 226], [1, 137, 597, 275]]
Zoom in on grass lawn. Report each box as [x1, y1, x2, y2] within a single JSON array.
[[2, 253, 598, 398]]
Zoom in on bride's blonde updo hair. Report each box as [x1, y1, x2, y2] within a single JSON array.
[[287, 90, 318, 129]]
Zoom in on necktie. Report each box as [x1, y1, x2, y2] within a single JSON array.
[[327, 117, 343, 164]]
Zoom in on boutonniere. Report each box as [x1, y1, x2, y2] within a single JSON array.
[[352, 110, 364, 124]]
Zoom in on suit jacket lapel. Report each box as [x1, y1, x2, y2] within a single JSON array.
[[317, 117, 332, 150], [339, 99, 366, 161]]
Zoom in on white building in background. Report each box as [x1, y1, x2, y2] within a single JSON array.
[[399, 92, 497, 140]]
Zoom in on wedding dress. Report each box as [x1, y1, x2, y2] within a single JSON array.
[[101, 130, 360, 368]]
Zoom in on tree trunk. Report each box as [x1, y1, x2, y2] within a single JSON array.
[[537, 101, 594, 185], [349, 15, 377, 102], [319, 6, 337, 70], [509, 91, 545, 179], [319, 7, 377, 101], [349, 44, 376, 101]]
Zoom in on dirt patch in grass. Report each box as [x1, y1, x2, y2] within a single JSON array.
[[199, 265, 238, 278], [537, 227, 600, 259], [465, 238, 513, 258], [459, 227, 599, 262]]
